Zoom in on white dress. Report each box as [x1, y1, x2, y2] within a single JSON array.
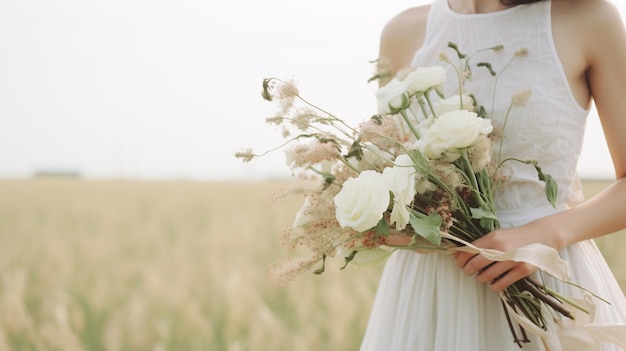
[[360, 1, 626, 350]]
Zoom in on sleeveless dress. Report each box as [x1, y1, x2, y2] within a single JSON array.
[[360, 1, 626, 350]]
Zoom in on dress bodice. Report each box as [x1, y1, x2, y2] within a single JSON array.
[[411, 0, 589, 211]]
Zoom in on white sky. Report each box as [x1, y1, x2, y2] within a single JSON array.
[[0, 0, 622, 180]]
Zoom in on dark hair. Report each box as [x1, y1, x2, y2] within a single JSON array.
[[500, 0, 546, 4]]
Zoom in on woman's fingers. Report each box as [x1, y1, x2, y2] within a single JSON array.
[[454, 251, 477, 270], [458, 252, 492, 275], [454, 249, 537, 291], [475, 261, 516, 284], [489, 264, 536, 292]]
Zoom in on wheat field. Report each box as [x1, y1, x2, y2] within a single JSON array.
[[0, 179, 623, 351]]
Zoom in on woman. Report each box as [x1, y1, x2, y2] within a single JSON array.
[[360, 0, 626, 350]]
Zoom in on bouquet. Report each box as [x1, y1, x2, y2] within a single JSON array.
[[237, 43, 610, 348]]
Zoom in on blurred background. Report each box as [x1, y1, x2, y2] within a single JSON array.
[[0, 1, 625, 350], [0, 0, 620, 180]]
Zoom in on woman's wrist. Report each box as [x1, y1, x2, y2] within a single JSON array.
[[530, 212, 572, 251]]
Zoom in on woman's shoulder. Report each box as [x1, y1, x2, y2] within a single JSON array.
[[378, 5, 431, 82], [552, 0, 622, 28], [380, 5, 430, 45], [552, 0, 624, 59]]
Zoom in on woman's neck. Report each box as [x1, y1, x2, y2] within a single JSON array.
[[447, 0, 514, 14]]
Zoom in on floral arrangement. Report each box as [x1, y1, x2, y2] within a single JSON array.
[[236, 43, 608, 348]]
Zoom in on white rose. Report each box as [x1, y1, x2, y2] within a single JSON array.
[[382, 154, 416, 230], [435, 94, 474, 115], [404, 66, 447, 94], [419, 110, 493, 160], [333, 170, 390, 232], [375, 78, 409, 114]]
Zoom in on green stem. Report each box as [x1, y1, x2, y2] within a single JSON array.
[[489, 55, 516, 117], [399, 110, 422, 140], [336, 157, 361, 174], [497, 102, 514, 164], [446, 61, 464, 98], [495, 157, 535, 175], [459, 149, 488, 209], [416, 95, 430, 121], [295, 95, 360, 135], [283, 116, 355, 141], [449, 221, 484, 242], [252, 134, 313, 158], [501, 299, 524, 347], [407, 106, 423, 125], [423, 90, 438, 117], [543, 286, 589, 315], [516, 279, 576, 319]]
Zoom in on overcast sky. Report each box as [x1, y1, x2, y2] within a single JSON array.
[[0, 0, 622, 180]]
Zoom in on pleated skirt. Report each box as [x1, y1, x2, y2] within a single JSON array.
[[360, 206, 626, 351]]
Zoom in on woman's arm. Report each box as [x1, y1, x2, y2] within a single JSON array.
[[456, 0, 626, 292], [376, 6, 430, 86]]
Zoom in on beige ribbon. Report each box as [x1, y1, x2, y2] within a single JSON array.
[[558, 294, 626, 351], [501, 292, 626, 351], [440, 232, 570, 280], [437, 232, 626, 350]]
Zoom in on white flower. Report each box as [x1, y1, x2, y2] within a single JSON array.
[[418, 110, 493, 160], [435, 94, 474, 115], [333, 170, 390, 232], [375, 78, 409, 114], [382, 154, 416, 230], [404, 66, 447, 94]]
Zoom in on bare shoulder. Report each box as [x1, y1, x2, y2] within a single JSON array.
[[381, 5, 430, 41], [552, 0, 624, 44], [551, 0, 620, 17], [378, 5, 430, 84], [556, 0, 626, 177], [551, 0, 625, 79]]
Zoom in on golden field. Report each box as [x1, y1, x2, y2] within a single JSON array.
[[0, 179, 624, 351]]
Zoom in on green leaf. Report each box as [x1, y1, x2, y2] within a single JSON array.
[[322, 173, 336, 190], [477, 62, 497, 76], [409, 211, 442, 246], [344, 139, 364, 161], [313, 254, 326, 275], [375, 217, 390, 237], [447, 42, 467, 59], [531, 162, 559, 208], [340, 251, 358, 270], [367, 72, 392, 84], [470, 207, 498, 220], [471, 207, 499, 232], [262, 78, 273, 101], [544, 174, 559, 208], [407, 149, 430, 172], [370, 114, 384, 125], [387, 93, 411, 114]]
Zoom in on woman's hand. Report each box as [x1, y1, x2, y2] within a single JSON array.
[[453, 221, 563, 292]]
